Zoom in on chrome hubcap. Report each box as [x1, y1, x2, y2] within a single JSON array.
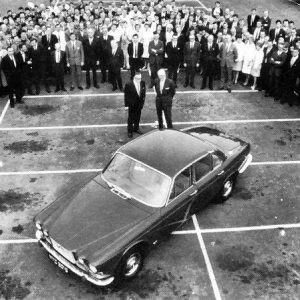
[[124, 253, 141, 276], [223, 180, 233, 197]]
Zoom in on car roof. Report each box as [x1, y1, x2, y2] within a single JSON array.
[[119, 129, 214, 177]]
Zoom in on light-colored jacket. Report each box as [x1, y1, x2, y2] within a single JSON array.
[[65, 40, 84, 66]]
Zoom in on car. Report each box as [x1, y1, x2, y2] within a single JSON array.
[[34, 126, 252, 287]]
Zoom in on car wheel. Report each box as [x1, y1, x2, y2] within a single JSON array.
[[117, 247, 145, 281], [219, 176, 236, 202]]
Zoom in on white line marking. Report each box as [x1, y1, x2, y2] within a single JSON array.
[[0, 160, 300, 176], [172, 230, 197, 235], [0, 100, 10, 125], [195, 0, 208, 10], [0, 239, 38, 244], [23, 90, 258, 99], [1, 118, 299, 132], [192, 215, 222, 300]]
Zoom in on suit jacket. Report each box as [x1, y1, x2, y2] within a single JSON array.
[[124, 80, 146, 108], [166, 41, 182, 65], [154, 78, 176, 106], [219, 43, 238, 68], [82, 37, 100, 63], [15, 51, 31, 74], [51, 50, 65, 74], [41, 34, 58, 52], [148, 40, 164, 65], [1, 54, 21, 82], [269, 50, 287, 76], [108, 47, 124, 72], [128, 42, 143, 59], [247, 14, 260, 33], [285, 56, 300, 78], [99, 34, 114, 59], [269, 28, 285, 42], [183, 41, 201, 66], [263, 46, 275, 65], [261, 17, 272, 33], [28, 44, 48, 72], [201, 42, 220, 65], [66, 40, 84, 65]]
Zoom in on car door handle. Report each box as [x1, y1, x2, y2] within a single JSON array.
[[218, 170, 224, 176], [190, 190, 197, 196]]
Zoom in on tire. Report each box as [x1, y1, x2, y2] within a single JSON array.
[[218, 175, 236, 202], [116, 247, 145, 282]]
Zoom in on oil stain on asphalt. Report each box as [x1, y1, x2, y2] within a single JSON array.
[[4, 140, 49, 154], [0, 270, 31, 300], [20, 104, 59, 116], [0, 189, 42, 212]]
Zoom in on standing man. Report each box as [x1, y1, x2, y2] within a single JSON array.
[[148, 31, 164, 88], [82, 28, 100, 89], [124, 71, 146, 138], [128, 34, 144, 79], [247, 8, 260, 34], [99, 26, 113, 83], [201, 35, 220, 90], [166, 35, 182, 87], [108, 40, 124, 92], [51, 43, 66, 92], [66, 32, 84, 91], [1, 46, 23, 108], [183, 34, 201, 88], [154, 69, 176, 130], [219, 34, 238, 93]]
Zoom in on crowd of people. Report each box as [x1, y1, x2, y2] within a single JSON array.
[[0, 0, 300, 109]]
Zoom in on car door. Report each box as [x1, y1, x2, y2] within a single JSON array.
[[188, 152, 225, 215], [157, 166, 198, 235]]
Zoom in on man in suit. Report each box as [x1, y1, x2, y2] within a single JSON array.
[[28, 38, 50, 94], [265, 41, 287, 101], [82, 28, 100, 89], [154, 69, 176, 129], [108, 40, 124, 91], [247, 8, 260, 34], [166, 35, 182, 87], [183, 34, 201, 88], [51, 43, 66, 92], [281, 48, 300, 106], [124, 71, 146, 138], [261, 10, 272, 34], [253, 20, 263, 43], [219, 34, 238, 93], [128, 34, 144, 80], [261, 40, 275, 91], [1, 46, 23, 108], [16, 44, 33, 96], [269, 20, 286, 43], [99, 26, 113, 83], [201, 35, 220, 90], [148, 31, 164, 88], [66, 32, 84, 91]]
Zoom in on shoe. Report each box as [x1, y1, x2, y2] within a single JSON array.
[[219, 86, 224, 90], [55, 88, 60, 92], [70, 87, 75, 91], [119, 87, 124, 92], [28, 90, 34, 95], [274, 97, 280, 101], [86, 85, 90, 89], [62, 88, 67, 92], [183, 83, 188, 88], [209, 87, 213, 90], [201, 86, 206, 90], [112, 87, 118, 91], [135, 129, 143, 135], [10, 102, 15, 108], [148, 84, 154, 89], [190, 84, 195, 89], [128, 133, 133, 138], [251, 85, 255, 90], [243, 82, 248, 86], [227, 87, 231, 93], [46, 88, 51, 93], [94, 85, 100, 89], [16, 100, 25, 104], [36, 91, 40, 95], [78, 86, 83, 90]]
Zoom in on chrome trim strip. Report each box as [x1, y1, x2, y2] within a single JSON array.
[[238, 154, 253, 173], [39, 239, 114, 286]]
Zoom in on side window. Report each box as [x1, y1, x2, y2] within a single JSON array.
[[193, 155, 213, 182], [212, 153, 223, 169], [170, 167, 192, 199]]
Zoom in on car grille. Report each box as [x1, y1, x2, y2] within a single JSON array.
[[50, 238, 76, 264]]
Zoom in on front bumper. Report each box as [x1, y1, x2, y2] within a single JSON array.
[[38, 238, 114, 286], [238, 153, 253, 173]]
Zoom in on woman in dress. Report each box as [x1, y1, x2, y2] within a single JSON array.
[[232, 34, 246, 84], [250, 42, 264, 90], [241, 34, 256, 86]]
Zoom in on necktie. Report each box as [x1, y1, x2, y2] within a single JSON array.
[[73, 42, 75, 51], [57, 52, 60, 63], [11, 56, 16, 67]]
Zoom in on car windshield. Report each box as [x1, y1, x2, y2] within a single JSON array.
[[102, 153, 171, 207]]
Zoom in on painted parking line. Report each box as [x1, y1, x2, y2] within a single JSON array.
[[0, 239, 38, 244], [0, 161, 300, 176], [192, 215, 222, 300], [195, 0, 209, 10], [0, 100, 10, 125], [172, 223, 300, 235], [1, 117, 299, 132], [22, 89, 258, 99]]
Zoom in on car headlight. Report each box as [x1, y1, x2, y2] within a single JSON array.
[[35, 230, 43, 240], [35, 221, 42, 230], [89, 264, 97, 273], [78, 257, 87, 265], [43, 230, 49, 237]]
